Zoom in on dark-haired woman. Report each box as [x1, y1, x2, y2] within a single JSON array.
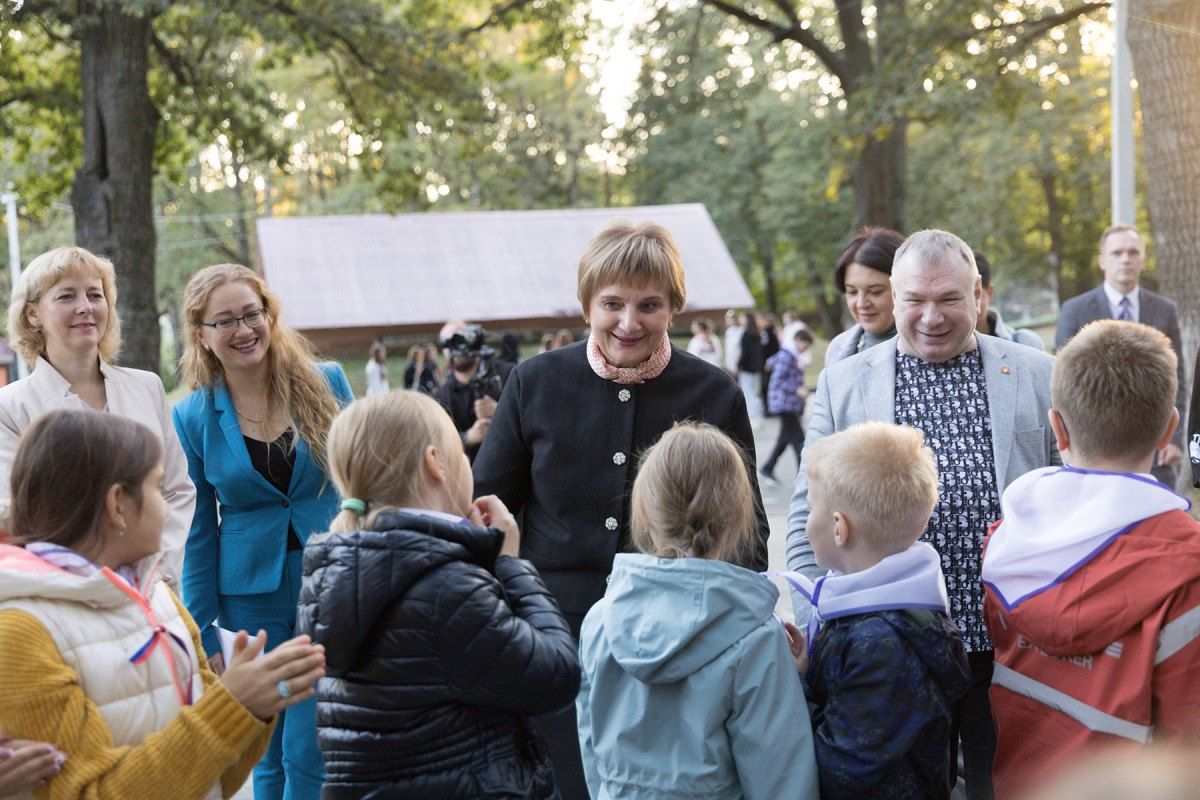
[[824, 227, 906, 364]]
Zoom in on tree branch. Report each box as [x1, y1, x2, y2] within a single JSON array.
[[463, 0, 538, 35], [701, 0, 854, 92], [983, 2, 1111, 51], [150, 31, 198, 87]]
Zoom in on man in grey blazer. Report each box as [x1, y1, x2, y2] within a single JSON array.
[[1055, 224, 1186, 485], [787, 230, 1058, 800]]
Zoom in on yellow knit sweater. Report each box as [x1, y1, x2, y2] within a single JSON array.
[[0, 593, 274, 800]]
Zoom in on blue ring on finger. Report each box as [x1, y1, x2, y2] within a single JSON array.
[[277, 680, 291, 699]]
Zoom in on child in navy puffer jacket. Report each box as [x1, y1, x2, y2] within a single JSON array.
[[296, 391, 579, 800]]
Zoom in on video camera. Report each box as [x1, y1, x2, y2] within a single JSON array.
[[441, 325, 502, 401], [440, 324, 495, 360]]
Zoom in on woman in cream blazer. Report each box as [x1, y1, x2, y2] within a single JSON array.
[[0, 246, 195, 582]]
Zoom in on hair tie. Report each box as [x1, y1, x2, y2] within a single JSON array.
[[340, 498, 367, 514]]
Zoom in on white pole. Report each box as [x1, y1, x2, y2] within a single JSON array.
[[1, 184, 26, 380], [1111, 0, 1136, 225]]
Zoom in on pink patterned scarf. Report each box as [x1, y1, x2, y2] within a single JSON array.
[[586, 334, 673, 384]]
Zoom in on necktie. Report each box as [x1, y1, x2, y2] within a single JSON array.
[[1118, 296, 1132, 321]]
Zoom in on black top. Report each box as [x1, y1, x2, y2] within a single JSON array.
[[473, 341, 769, 619], [738, 328, 765, 373], [244, 430, 303, 550], [296, 510, 579, 800], [433, 358, 514, 462], [403, 361, 440, 394]]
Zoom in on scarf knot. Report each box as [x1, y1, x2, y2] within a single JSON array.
[[586, 334, 672, 384]]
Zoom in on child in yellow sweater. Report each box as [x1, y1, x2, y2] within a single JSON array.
[[0, 410, 326, 799]]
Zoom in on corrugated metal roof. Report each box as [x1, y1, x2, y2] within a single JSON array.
[[255, 204, 754, 332]]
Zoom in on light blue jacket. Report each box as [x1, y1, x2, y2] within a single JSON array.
[[174, 362, 353, 655], [577, 554, 819, 800]]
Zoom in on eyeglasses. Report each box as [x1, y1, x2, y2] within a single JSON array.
[[199, 308, 267, 336]]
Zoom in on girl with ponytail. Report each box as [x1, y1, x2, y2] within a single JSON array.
[[575, 422, 820, 800], [295, 391, 579, 800]]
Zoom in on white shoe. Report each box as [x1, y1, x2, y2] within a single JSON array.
[[758, 470, 780, 488]]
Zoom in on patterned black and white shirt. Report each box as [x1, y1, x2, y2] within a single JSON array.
[[895, 347, 1000, 652]]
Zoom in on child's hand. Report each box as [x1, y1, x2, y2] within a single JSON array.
[[219, 631, 326, 721], [0, 735, 66, 797], [783, 622, 809, 675], [471, 495, 520, 557]]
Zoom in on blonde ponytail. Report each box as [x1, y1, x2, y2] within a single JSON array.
[[326, 391, 458, 534]]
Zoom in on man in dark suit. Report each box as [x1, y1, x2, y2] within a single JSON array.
[[1055, 224, 1186, 485]]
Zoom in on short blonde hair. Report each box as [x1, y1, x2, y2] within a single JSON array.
[[577, 220, 687, 314], [9, 246, 122, 364], [1053, 320, 1176, 462], [326, 390, 461, 533], [805, 423, 939, 552], [631, 421, 755, 564]]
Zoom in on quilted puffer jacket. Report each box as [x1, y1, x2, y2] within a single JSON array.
[[296, 509, 581, 800]]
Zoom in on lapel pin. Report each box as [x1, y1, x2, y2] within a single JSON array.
[[1000, 366, 1011, 375]]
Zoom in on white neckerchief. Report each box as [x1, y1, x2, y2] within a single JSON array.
[[982, 466, 1188, 610], [770, 542, 949, 649]]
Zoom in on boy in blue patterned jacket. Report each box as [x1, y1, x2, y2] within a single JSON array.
[[787, 422, 970, 800]]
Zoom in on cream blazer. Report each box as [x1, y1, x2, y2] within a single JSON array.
[[0, 358, 196, 581]]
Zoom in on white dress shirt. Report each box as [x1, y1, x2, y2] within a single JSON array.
[[1103, 282, 1140, 322]]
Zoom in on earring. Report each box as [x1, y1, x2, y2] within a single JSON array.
[[116, 528, 126, 538]]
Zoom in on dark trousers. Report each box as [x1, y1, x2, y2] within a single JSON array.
[[955, 650, 997, 800], [531, 610, 589, 800], [762, 411, 805, 475]]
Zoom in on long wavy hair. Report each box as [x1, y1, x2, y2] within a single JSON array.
[[180, 264, 340, 465]]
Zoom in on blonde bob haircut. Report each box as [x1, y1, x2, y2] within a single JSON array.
[[180, 264, 341, 466], [1053, 320, 1177, 463], [326, 390, 461, 534], [631, 421, 755, 564], [805, 422, 939, 553], [577, 220, 687, 315], [9, 246, 122, 364]]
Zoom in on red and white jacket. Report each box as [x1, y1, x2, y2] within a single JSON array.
[[982, 466, 1200, 800]]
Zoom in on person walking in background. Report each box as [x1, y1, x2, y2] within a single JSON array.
[[788, 230, 1058, 800], [297, 391, 579, 800], [759, 328, 813, 487], [757, 312, 781, 410], [825, 228, 905, 365], [780, 309, 812, 368], [723, 308, 743, 377], [0, 410, 324, 800], [174, 264, 354, 800], [364, 342, 389, 395], [552, 328, 575, 350], [973, 252, 1044, 351], [473, 220, 768, 800], [576, 422, 819, 800], [737, 312, 765, 422], [0, 246, 195, 583], [983, 321, 1200, 798], [403, 344, 440, 394], [1055, 225, 1186, 486], [686, 317, 723, 368]]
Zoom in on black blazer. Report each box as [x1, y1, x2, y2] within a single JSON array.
[[1055, 285, 1187, 457], [473, 341, 769, 619]]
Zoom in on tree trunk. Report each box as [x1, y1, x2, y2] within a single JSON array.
[[760, 247, 778, 315], [1037, 164, 1067, 302], [1126, 1, 1200, 391], [71, 5, 160, 373], [851, 119, 908, 232]]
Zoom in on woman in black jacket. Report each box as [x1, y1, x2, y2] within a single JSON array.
[[473, 220, 769, 800], [297, 391, 579, 800]]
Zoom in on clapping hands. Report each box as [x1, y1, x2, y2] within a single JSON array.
[[219, 631, 326, 721]]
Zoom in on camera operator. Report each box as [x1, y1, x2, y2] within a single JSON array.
[[434, 320, 513, 462]]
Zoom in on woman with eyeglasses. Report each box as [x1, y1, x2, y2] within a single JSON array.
[[0, 246, 195, 582], [173, 264, 353, 800]]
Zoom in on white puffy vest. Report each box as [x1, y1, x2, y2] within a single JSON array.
[[0, 573, 221, 800]]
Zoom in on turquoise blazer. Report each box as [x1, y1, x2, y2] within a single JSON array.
[[174, 362, 353, 655]]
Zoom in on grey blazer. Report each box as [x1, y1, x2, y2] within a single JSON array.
[[1055, 284, 1187, 470], [786, 334, 1059, 578]]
